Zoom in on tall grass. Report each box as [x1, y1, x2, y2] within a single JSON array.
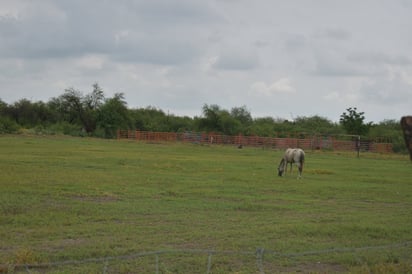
[[0, 135, 411, 273]]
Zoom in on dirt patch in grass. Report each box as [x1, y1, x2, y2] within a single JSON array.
[[68, 193, 119, 203], [306, 169, 335, 175], [40, 238, 89, 254]]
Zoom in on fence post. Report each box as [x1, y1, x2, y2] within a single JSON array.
[[103, 260, 108, 274], [256, 247, 264, 274], [155, 254, 159, 274], [206, 253, 213, 274]]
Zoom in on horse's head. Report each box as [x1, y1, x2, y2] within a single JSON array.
[[277, 159, 285, 176], [277, 167, 284, 176]]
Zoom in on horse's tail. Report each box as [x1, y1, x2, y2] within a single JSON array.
[[297, 150, 305, 178], [299, 151, 305, 165]]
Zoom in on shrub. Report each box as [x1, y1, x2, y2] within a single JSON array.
[[0, 117, 20, 134]]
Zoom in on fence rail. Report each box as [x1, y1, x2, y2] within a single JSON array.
[[8, 241, 412, 273], [117, 130, 393, 153]]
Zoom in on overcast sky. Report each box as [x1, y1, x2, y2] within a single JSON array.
[[1, 0, 412, 123]]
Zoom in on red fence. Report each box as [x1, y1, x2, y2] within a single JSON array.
[[117, 130, 393, 153]]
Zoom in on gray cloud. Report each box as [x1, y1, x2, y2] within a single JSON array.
[[0, 2, 112, 59], [359, 74, 412, 105], [313, 49, 412, 78], [0, 1, 218, 63], [313, 50, 367, 77], [1, 0, 412, 123], [348, 52, 412, 66], [113, 33, 201, 65], [213, 48, 259, 70], [283, 34, 307, 52], [314, 28, 351, 41]]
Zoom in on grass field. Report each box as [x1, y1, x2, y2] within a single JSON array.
[[1, 135, 412, 273]]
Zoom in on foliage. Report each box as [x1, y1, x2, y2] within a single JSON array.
[[0, 88, 404, 146], [97, 93, 131, 138], [368, 119, 406, 153], [339, 107, 371, 136], [197, 104, 224, 132], [231, 105, 253, 134], [249, 116, 277, 136], [0, 116, 20, 134], [54, 84, 105, 134], [5, 99, 55, 128], [294, 115, 343, 135], [197, 104, 251, 135], [129, 106, 169, 131]]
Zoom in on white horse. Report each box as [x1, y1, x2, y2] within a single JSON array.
[[277, 148, 305, 178]]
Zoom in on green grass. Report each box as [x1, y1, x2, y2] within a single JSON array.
[[1, 135, 412, 273]]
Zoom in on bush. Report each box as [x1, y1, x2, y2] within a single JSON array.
[[92, 126, 110, 138], [392, 135, 408, 154], [48, 122, 86, 137], [0, 117, 20, 134]]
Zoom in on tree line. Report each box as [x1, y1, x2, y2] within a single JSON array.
[[0, 83, 406, 153]]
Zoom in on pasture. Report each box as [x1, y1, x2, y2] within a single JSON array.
[[0, 135, 411, 273]]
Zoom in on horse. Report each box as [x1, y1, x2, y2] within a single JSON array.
[[401, 116, 412, 161], [277, 148, 305, 178]]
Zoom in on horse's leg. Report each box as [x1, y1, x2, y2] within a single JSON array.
[[297, 162, 303, 179]]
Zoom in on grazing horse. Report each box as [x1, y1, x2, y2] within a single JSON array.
[[277, 148, 305, 178]]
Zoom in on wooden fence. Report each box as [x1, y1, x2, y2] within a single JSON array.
[[117, 130, 393, 153]]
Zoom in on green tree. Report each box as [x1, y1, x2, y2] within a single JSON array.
[[0, 99, 7, 114], [220, 110, 242, 135], [54, 83, 105, 134], [231, 105, 252, 134], [55, 88, 84, 126], [294, 115, 342, 135], [6, 99, 52, 127], [129, 106, 169, 131], [85, 83, 105, 110], [9, 99, 35, 127], [197, 104, 243, 135], [97, 93, 131, 138], [198, 104, 222, 132], [166, 115, 194, 132], [82, 83, 105, 133], [249, 117, 273, 136], [0, 99, 20, 133], [339, 107, 371, 136]]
